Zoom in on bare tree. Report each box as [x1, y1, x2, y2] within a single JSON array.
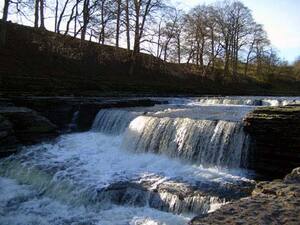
[[132, 0, 164, 54], [244, 23, 269, 76]]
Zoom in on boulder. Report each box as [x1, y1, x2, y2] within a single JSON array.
[[0, 106, 58, 157]]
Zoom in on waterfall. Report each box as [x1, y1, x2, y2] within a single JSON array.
[[123, 116, 249, 168], [91, 109, 141, 134], [0, 98, 259, 225]]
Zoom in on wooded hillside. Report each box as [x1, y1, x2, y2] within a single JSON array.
[[0, 22, 299, 96]]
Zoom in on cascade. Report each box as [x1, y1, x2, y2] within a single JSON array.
[[194, 96, 300, 106], [91, 109, 141, 134], [0, 98, 261, 225], [123, 116, 249, 168]]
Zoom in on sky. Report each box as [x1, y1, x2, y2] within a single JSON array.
[[1, 0, 299, 63], [172, 0, 300, 63]]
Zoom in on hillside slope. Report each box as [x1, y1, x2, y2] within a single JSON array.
[[0, 22, 299, 96]]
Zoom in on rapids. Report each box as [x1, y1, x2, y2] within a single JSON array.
[[1, 96, 298, 225]]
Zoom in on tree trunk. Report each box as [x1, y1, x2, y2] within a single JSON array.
[[177, 35, 181, 63], [0, 0, 10, 47], [125, 0, 130, 50], [210, 29, 215, 72], [244, 42, 254, 76], [156, 21, 162, 58], [64, 3, 77, 35], [54, 0, 58, 32], [99, 0, 105, 44], [57, 0, 70, 33], [163, 43, 169, 62], [81, 0, 90, 41], [133, 0, 140, 54], [40, 0, 45, 29], [224, 38, 230, 76], [74, 0, 79, 37], [115, 0, 121, 47], [34, 0, 39, 28]]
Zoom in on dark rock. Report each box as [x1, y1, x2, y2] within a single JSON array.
[[0, 106, 58, 157], [0, 114, 18, 157], [96, 176, 254, 215], [243, 106, 300, 178], [10, 97, 162, 132], [11, 97, 77, 131]]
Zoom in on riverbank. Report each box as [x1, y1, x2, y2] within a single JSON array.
[[1, 22, 300, 97]]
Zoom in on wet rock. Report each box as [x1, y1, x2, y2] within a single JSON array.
[[10, 97, 162, 131], [190, 167, 300, 225], [97, 177, 254, 215], [244, 105, 300, 178], [0, 114, 18, 157], [0, 107, 58, 157]]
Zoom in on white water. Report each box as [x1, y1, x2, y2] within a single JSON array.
[[123, 116, 249, 168], [0, 97, 268, 225], [92, 109, 142, 134], [0, 177, 190, 225], [0, 132, 253, 225], [190, 96, 300, 106]]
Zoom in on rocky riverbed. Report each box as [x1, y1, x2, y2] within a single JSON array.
[[0, 97, 299, 225], [0, 97, 162, 157], [190, 167, 300, 225]]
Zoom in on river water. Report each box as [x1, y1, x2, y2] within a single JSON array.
[[0, 96, 299, 225]]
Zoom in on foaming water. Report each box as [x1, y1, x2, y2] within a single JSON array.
[[0, 97, 268, 225], [191, 96, 300, 106], [0, 177, 190, 225], [0, 132, 254, 224]]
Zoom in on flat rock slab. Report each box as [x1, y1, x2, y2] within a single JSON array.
[[0, 106, 32, 113], [243, 105, 300, 178], [190, 167, 300, 225]]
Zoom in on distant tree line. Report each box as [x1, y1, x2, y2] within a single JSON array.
[[1, 0, 299, 79]]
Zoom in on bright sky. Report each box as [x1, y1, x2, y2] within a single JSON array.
[[1, 0, 299, 63], [172, 0, 300, 63]]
